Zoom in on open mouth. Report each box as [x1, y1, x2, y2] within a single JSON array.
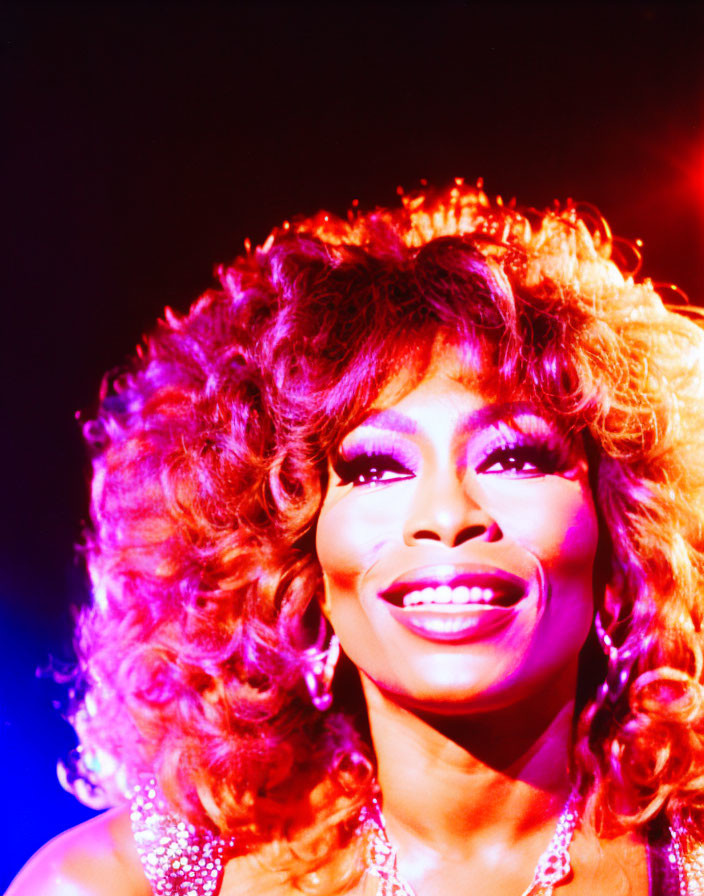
[[379, 565, 527, 610], [379, 565, 530, 642]]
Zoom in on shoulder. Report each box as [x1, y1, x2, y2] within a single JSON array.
[[6, 806, 152, 896]]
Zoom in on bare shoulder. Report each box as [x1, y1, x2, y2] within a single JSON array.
[[6, 805, 151, 896]]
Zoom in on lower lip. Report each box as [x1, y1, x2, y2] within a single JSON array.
[[387, 603, 519, 643]]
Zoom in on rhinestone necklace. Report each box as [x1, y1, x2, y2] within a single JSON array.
[[357, 794, 582, 896]]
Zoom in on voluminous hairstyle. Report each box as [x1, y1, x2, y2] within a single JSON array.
[[70, 183, 704, 884]]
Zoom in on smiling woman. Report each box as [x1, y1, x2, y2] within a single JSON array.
[[8, 183, 704, 895], [316, 365, 598, 718]]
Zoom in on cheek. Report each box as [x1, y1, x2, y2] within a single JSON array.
[[538, 481, 599, 578], [315, 486, 410, 587], [485, 477, 599, 577], [315, 501, 365, 586], [483, 477, 599, 675]]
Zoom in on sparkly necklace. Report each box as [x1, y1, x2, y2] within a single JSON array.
[[357, 794, 582, 896]]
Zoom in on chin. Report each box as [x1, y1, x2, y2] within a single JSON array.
[[367, 653, 582, 719]]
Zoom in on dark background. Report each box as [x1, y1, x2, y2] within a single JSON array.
[[2, 1, 703, 888]]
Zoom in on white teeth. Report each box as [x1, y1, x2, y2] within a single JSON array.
[[435, 585, 452, 603], [401, 585, 498, 607], [412, 616, 477, 633], [451, 585, 471, 604]]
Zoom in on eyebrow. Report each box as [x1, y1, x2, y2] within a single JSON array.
[[355, 401, 548, 437], [454, 401, 549, 433], [356, 409, 419, 434]]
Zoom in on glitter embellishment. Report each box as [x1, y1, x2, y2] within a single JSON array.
[[357, 794, 581, 896], [130, 780, 704, 896], [357, 800, 416, 896], [668, 821, 704, 896], [130, 779, 233, 896]]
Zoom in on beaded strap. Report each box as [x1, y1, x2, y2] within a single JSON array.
[[130, 779, 228, 896], [522, 797, 580, 896], [357, 801, 416, 896]]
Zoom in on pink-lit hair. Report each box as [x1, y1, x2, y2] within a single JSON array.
[[70, 183, 704, 882]]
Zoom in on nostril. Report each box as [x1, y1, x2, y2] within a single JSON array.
[[412, 529, 443, 542], [411, 522, 503, 545], [486, 523, 502, 543], [452, 523, 503, 547], [452, 525, 488, 547]]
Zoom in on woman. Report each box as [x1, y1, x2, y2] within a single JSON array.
[[9, 182, 704, 895]]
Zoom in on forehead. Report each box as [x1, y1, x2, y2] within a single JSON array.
[[339, 335, 577, 448], [318, 327, 541, 454], [369, 335, 506, 415], [352, 379, 551, 447]]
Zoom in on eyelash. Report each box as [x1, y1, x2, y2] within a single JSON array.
[[475, 436, 571, 477], [332, 452, 415, 487], [333, 432, 572, 488]]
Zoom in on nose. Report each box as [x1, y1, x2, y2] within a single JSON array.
[[403, 468, 502, 548]]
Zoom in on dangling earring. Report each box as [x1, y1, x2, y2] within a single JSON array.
[[594, 609, 618, 662], [302, 619, 340, 711], [594, 609, 632, 702]]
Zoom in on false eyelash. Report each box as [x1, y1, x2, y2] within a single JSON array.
[[332, 451, 414, 486], [476, 430, 574, 475]]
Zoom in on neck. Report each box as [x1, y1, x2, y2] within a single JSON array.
[[362, 675, 576, 858]]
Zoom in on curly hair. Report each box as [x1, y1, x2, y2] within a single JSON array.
[[68, 182, 704, 884]]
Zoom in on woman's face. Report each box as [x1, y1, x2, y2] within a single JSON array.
[[315, 356, 599, 715]]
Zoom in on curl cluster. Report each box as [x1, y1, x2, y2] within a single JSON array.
[[70, 183, 704, 871]]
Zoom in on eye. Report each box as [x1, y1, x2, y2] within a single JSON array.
[[476, 441, 568, 477], [333, 453, 415, 487]]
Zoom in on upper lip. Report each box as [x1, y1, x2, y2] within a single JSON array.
[[379, 563, 528, 608]]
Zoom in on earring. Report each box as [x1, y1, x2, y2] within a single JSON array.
[[594, 609, 632, 702], [594, 609, 618, 662], [302, 621, 340, 711]]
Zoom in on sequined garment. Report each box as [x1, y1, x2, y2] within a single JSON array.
[[669, 827, 704, 896], [131, 779, 704, 895], [131, 780, 235, 896]]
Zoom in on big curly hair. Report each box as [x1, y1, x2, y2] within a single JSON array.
[[69, 183, 704, 882]]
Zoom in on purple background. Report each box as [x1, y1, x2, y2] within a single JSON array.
[[2, 1, 704, 887]]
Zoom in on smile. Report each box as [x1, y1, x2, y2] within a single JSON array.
[[401, 585, 513, 607], [379, 564, 527, 608], [379, 564, 532, 643]]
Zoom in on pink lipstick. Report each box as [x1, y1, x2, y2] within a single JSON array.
[[380, 564, 531, 643]]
